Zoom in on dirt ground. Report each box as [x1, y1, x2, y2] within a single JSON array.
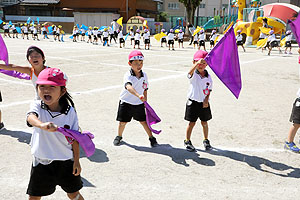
[[0, 35, 300, 200]]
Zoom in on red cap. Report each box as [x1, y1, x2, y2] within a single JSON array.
[[193, 50, 208, 61], [36, 68, 67, 86], [128, 50, 144, 61]]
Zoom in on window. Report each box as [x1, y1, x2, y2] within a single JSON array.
[[168, 2, 179, 10], [222, 4, 228, 8], [199, 4, 205, 8]]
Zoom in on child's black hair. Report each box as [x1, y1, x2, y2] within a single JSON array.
[[59, 86, 76, 111], [26, 46, 46, 64]]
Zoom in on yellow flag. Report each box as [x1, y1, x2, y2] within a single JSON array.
[[224, 21, 234, 34], [280, 37, 286, 47], [193, 26, 202, 36], [256, 38, 268, 48], [214, 35, 219, 43], [154, 32, 167, 41], [117, 17, 123, 27], [143, 20, 148, 29]]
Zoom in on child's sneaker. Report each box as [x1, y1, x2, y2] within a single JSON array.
[[203, 139, 212, 150], [113, 136, 122, 146], [149, 136, 158, 147], [284, 142, 300, 153], [184, 140, 195, 152], [0, 122, 4, 130]]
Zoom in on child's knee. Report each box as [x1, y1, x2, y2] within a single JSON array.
[[119, 122, 127, 127], [201, 121, 208, 127]]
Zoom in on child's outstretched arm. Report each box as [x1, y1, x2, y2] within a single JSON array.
[[126, 84, 145, 102], [72, 141, 81, 176], [27, 113, 57, 132], [0, 63, 31, 75]]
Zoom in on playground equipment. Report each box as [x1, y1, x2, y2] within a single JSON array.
[[233, 0, 300, 45], [126, 16, 148, 33], [172, 17, 185, 33]]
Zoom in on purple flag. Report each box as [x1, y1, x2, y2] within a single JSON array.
[[0, 69, 30, 80], [144, 101, 162, 134], [204, 26, 242, 99], [57, 127, 95, 157], [288, 14, 300, 47], [0, 33, 8, 65]]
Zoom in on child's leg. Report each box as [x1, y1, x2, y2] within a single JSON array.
[[0, 110, 2, 123], [201, 121, 208, 140], [118, 122, 127, 137], [67, 191, 84, 200], [186, 122, 196, 141], [140, 121, 153, 137], [29, 196, 41, 200], [287, 123, 300, 143]]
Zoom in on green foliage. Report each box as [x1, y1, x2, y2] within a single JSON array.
[[178, 0, 202, 8], [158, 12, 168, 22]]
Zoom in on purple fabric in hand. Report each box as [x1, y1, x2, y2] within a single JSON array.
[[144, 101, 162, 134]]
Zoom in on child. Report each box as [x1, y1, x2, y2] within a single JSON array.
[[129, 28, 134, 45], [80, 27, 86, 41], [198, 29, 206, 51], [177, 29, 184, 48], [193, 33, 199, 49], [87, 26, 92, 43], [109, 26, 117, 44], [236, 30, 246, 52], [0, 91, 4, 130], [23, 23, 29, 40], [41, 24, 49, 39], [117, 29, 125, 48], [134, 29, 141, 49], [72, 26, 77, 42], [160, 29, 167, 47], [209, 30, 217, 49], [3, 22, 11, 38], [33, 25, 39, 41], [11, 24, 18, 39], [52, 25, 57, 41], [56, 25, 61, 42], [113, 50, 158, 147], [143, 29, 150, 50], [26, 68, 84, 199], [285, 48, 300, 153], [284, 30, 293, 54], [102, 28, 109, 46], [92, 26, 98, 45], [267, 30, 281, 56], [184, 50, 213, 152], [0, 46, 48, 99], [167, 29, 175, 50]]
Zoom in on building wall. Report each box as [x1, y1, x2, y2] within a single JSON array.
[[162, 0, 185, 16]]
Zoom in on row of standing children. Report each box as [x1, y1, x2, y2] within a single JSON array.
[[160, 29, 184, 50]]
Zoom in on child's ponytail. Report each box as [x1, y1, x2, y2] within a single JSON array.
[[59, 86, 76, 111]]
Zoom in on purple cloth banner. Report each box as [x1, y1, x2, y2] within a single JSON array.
[[0, 33, 9, 65], [144, 101, 162, 134], [204, 26, 242, 99], [57, 127, 95, 157], [0, 69, 30, 80], [288, 14, 300, 47]]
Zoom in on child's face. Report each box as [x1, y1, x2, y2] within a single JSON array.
[[28, 51, 44, 68], [38, 85, 66, 108], [193, 59, 207, 72], [129, 60, 143, 72]]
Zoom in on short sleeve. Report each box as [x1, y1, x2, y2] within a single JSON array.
[[144, 72, 149, 90], [26, 100, 41, 127], [208, 76, 213, 90], [69, 108, 79, 131], [123, 72, 133, 89]]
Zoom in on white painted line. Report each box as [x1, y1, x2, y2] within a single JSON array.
[[0, 99, 33, 108], [0, 77, 32, 86], [214, 147, 285, 153]]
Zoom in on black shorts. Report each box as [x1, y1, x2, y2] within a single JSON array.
[[103, 37, 108, 41], [4, 29, 9, 33], [97, 34, 101, 38], [168, 40, 174, 45], [116, 101, 146, 122], [119, 38, 125, 43], [270, 41, 278, 48], [161, 38, 167, 43], [199, 40, 205, 46], [144, 39, 150, 44], [13, 30, 17, 33], [93, 35, 97, 40], [184, 99, 212, 122], [76, 33, 79, 36], [82, 33, 85, 36], [178, 39, 183, 43], [53, 31, 56, 35], [34, 33, 38, 36], [290, 98, 300, 124], [88, 35, 91, 39], [0, 91, 2, 102], [27, 160, 83, 196], [285, 41, 291, 47], [193, 41, 198, 45], [131, 38, 135, 41], [73, 34, 76, 37], [135, 40, 140, 45], [25, 32, 29, 35], [43, 31, 47, 35], [210, 40, 215, 45], [237, 41, 243, 46]]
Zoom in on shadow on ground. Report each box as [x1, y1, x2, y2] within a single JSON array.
[[123, 142, 215, 167], [200, 147, 300, 178]]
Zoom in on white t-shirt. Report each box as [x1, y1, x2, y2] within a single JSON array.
[[27, 100, 79, 165], [143, 32, 150, 39], [119, 69, 149, 105], [33, 27, 37, 34], [187, 69, 213, 102], [194, 34, 199, 41], [3, 24, 9, 30], [103, 31, 109, 37], [135, 33, 141, 40], [87, 30, 92, 36], [130, 31, 134, 38], [236, 34, 243, 42], [23, 26, 28, 33], [168, 33, 175, 40], [210, 34, 217, 41], [199, 33, 205, 40], [118, 32, 123, 39], [286, 34, 292, 42], [178, 32, 184, 39], [267, 34, 276, 42]]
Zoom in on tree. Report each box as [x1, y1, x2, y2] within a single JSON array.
[[178, 0, 202, 25]]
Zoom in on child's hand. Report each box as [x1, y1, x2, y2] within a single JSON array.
[[139, 95, 146, 102], [298, 48, 300, 55], [73, 160, 81, 176], [203, 102, 209, 108], [196, 58, 207, 67], [39, 122, 58, 132]]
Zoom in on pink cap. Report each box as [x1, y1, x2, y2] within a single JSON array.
[[36, 68, 67, 86], [193, 50, 208, 61], [128, 50, 144, 61]]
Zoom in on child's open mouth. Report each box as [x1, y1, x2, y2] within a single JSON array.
[[44, 95, 52, 101], [33, 60, 39, 64]]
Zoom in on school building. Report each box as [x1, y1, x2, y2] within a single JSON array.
[[1, 0, 162, 32]]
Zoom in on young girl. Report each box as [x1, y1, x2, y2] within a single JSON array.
[[26, 68, 84, 199], [184, 50, 213, 151], [236, 30, 245, 52], [284, 30, 293, 54], [87, 27, 92, 43], [209, 30, 217, 49], [198, 29, 206, 51], [134, 29, 141, 49], [267, 30, 281, 55], [143, 29, 150, 50], [177, 29, 184, 48], [41, 24, 49, 39], [113, 50, 158, 147], [193, 33, 199, 49], [129, 28, 134, 45], [117, 29, 125, 48], [0, 46, 48, 99], [285, 48, 300, 153], [102, 28, 109, 46], [72, 26, 78, 42], [167, 29, 175, 50], [160, 29, 167, 47]]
